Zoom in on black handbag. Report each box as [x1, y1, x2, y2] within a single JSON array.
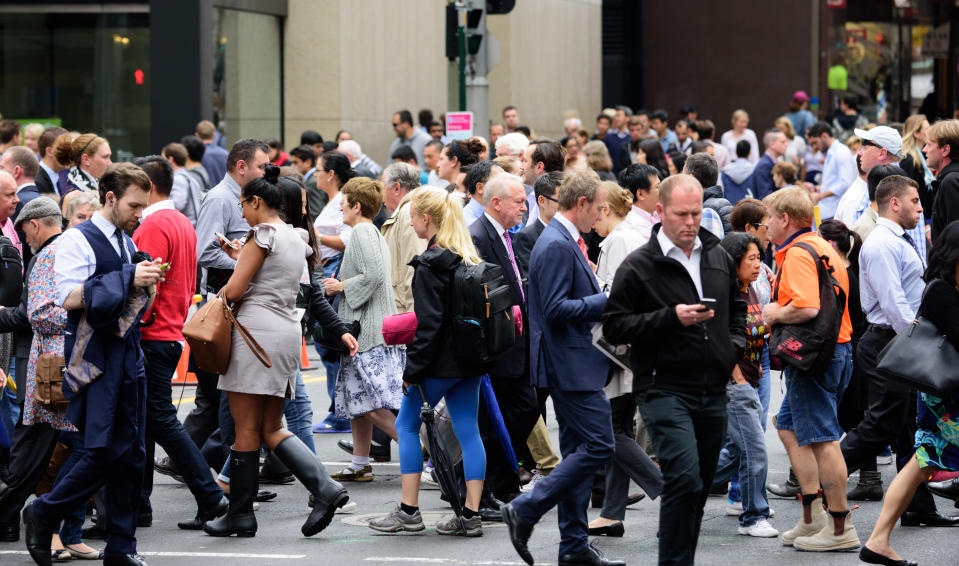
[[769, 242, 846, 375], [876, 316, 959, 397]]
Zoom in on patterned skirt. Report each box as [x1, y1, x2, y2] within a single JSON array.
[[334, 345, 405, 420], [914, 392, 959, 471]]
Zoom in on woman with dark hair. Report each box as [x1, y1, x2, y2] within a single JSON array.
[[710, 232, 778, 538], [436, 138, 483, 185], [203, 165, 351, 539], [859, 220, 959, 566], [312, 151, 358, 433], [635, 139, 669, 178]]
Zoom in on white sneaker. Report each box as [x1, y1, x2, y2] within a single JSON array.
[[421, 467, 438, 488], [335, 500, 358, 514], [520, 470, 545, 494], [739, 519, 780, 538], [726, 500, 774, 517]]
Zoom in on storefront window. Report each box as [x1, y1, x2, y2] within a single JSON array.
[[0, 12, 149, 159]]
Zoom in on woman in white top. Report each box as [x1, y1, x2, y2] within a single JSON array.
[[589, 181, 663, 538], [775, 116, 807, 171], [721, 109, 760, 164]]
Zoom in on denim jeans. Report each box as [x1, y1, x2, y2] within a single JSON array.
[[55, 430, 89, 545], [140, 340, 223, 512], [729, 347, 771, 504], [776, 342, 853, 446], [314, 254, 349, 429], [283, 371, 315, 452], [712, 383, 771, 527], [1, 372, 18, 441]]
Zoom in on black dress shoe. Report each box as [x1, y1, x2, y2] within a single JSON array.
[[335, 439, 391, 462], [153, 457, 184, 484], [501, 503, 535, 566], [178, 496, 229, 530], [258, 470, 294, 485], [137, 511, 152, 527], [479, 506, 504, 522], [23, 504, 54, 566], [900, 510, 959, 527], [927, 477, 959, 499], [626, 493, 645, 506], [0, 522, 19, 542], [591, 489, 604, 509], [558, 543, 626, 566], [255, 490, 277, 502], [859, 545, 917, 566], [103, 553, 149, 566], [587, 521, 625, 537]]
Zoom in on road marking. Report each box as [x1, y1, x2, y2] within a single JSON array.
[[364, 558, 547, 565], [0, 551, 305, 559]]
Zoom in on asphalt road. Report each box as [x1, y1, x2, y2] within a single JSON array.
[[2, 351, 958, 566]]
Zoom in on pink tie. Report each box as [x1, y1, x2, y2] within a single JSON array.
[[503, 231, 525, 302], [577, 236, 589, 261]]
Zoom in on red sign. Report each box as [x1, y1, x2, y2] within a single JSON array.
[[446, 111, 473, 140], [827, 0, 846, 8]]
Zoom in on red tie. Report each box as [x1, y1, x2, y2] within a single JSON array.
[[577, 235, 589, 261]]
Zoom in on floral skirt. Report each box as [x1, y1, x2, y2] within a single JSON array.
[[914, 392, 959, 471], [334, 345, 405, 420]]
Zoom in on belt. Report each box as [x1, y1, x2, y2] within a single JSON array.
[[868, 323, 895, 335]]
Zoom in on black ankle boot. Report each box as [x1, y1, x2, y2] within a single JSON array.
[[272, 436, 349, 537], [767, 468, 801, 498], [203, 449, 258, 537], [847, 470, 883, 501]]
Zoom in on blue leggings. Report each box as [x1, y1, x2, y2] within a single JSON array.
[[397, 377, 486, 481]]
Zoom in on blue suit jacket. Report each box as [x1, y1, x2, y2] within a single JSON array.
[[527, 220, 609, 391]]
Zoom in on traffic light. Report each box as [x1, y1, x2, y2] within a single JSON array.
[[487, 0, 514, 14]]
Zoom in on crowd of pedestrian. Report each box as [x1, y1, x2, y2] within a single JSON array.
[[0, 92, 957, 566]]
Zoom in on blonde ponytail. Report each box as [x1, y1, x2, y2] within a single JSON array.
[[410, 187, 482, 265]]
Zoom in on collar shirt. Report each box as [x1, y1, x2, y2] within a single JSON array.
[[142, 199, 175, 219], [818, 139, 858, 219], [859, 217, 925, 332], [313, 191, 353, 260], [464, 197, 485, 226], [656, 228, 704, 298], [625, 206, 659, 245], [833, 177, 866, 227], [483, 212, 509, 250], [552, 212, 582, 244], [54, 212, 137, 306]]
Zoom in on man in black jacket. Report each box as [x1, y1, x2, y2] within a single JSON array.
[[603, 174, 747, 565], [927, 119, 959, 241], [469, 173, 538, 505]]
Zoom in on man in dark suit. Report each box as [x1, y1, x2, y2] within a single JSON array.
[[502, 170, 622, 566], [1, 146, 42, 266], [469, 172, 539, 505], [35, 127, 68, 199], [513, 171, 562, 274]]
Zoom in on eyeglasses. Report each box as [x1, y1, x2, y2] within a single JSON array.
[[237, 197, 253, 210], [391, 123, 400, 127], [862, 140, 883, 149], [751, 222, 768, 229], [542, 195, 559, 203]]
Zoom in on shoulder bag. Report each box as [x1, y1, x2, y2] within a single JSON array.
[[183, 290, 272, 374], [769, 242, 846, 375], [35, 335, 69, 410]]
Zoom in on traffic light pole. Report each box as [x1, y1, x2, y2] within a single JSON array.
[[465, 3, 489, 139], [457, 12, 467, 111]]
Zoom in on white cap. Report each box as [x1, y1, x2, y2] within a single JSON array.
[[854, 126, 903, 159]]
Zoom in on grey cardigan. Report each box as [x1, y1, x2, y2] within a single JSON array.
[[338, 222, 396, 352]]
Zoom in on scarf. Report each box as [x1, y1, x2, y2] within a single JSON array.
[[67, 167, 99, 192]]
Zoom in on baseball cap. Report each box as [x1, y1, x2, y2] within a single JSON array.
[[792, 90, 811, 102], [14, 196, 62, 230], [854, 126, 904, 159]]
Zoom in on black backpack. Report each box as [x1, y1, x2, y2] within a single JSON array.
[[449, 261, 517, 371], [0, 236, 23, 307], [769, 242, 846, 375]]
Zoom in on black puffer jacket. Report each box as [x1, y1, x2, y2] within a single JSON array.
[[703, 184, 733, 234], [404, 244, 485, 382]]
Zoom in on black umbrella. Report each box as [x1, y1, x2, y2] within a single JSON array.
[[415, 383, 464, 517]]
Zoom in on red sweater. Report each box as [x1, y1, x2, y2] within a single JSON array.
[[133, 206, 198, 341]]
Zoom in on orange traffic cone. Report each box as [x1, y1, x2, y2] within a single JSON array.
[[173, 343, 198, 384], [300, 337, 313, 370]]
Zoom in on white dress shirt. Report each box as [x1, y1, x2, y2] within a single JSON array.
[[55, 212, 137, 306], [833, 177, 867, 227], [656, 228, 703, 298], [596, 220, 647, 289], [483, 212, 509, 251], [552, 212, 582, 245], [141, 198, 175, 219], [818, 139, 858, 219], [313, 191, 353, 260], [626, 205, 658, 245]]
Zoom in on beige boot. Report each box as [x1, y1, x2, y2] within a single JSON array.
[[793, 509, 861, 552], [781, 496, 827, 546]]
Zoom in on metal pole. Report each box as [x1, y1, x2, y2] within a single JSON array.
[[458, 11, 467, 111], [466, 3, 489, 139]]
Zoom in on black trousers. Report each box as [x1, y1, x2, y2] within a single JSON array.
[[0, 414, 59, 525], [478, 375, 539, 499], [182, 355, 220, 451], [639, 389, 726, 566], [840, 326, 936, 513], [140, 340, 222, 513]]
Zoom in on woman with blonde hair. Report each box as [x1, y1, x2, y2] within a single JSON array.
[[61, 190, 101, 228], [774, 116, 807, 169], [900, 114, 933, 210], [369, 187, 488, 537], [721, 109, 759, 163], [583, 140, 616, 181], [52, 132, 111, 195]]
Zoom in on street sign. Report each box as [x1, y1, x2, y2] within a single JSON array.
[[922, 24, 950, 59], [446, 111, 474, 140]]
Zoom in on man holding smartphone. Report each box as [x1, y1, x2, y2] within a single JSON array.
[[603, 174, 747, 565]]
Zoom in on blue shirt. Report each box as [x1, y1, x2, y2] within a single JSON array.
[[658, 129, 679, 154], [818, 139, 857, 219], [195, 174, 250, 270], [851, 187, 927, 264], [859, 217, 925, 332], [700, 207, 724, 239], [463, 197, 485, 227]]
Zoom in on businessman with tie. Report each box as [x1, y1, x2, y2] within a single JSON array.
[[502, 169, 622, 566]]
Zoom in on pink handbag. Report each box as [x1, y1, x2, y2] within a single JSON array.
[[381, 312, 418, 345], [382, 305, 523, 346]]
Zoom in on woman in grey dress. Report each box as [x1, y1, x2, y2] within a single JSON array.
[[322, 178, 404, 482], [203, 165, 350, 539]]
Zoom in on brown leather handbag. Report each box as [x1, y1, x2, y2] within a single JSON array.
[[183, 290, 272, 374], [35, 336, 69, 410]]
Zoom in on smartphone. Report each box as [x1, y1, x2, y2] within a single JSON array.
[[215, 232, 239, 250], [699, 297, 717, 310]]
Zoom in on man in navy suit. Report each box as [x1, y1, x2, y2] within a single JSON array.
[[469, 173, 539, 503], [502, 170, 623, 566]]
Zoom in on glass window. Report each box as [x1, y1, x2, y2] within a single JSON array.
[[0, 12, 149, 159]]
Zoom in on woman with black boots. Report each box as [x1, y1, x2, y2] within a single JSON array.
[[202, 165, 352, 538]]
